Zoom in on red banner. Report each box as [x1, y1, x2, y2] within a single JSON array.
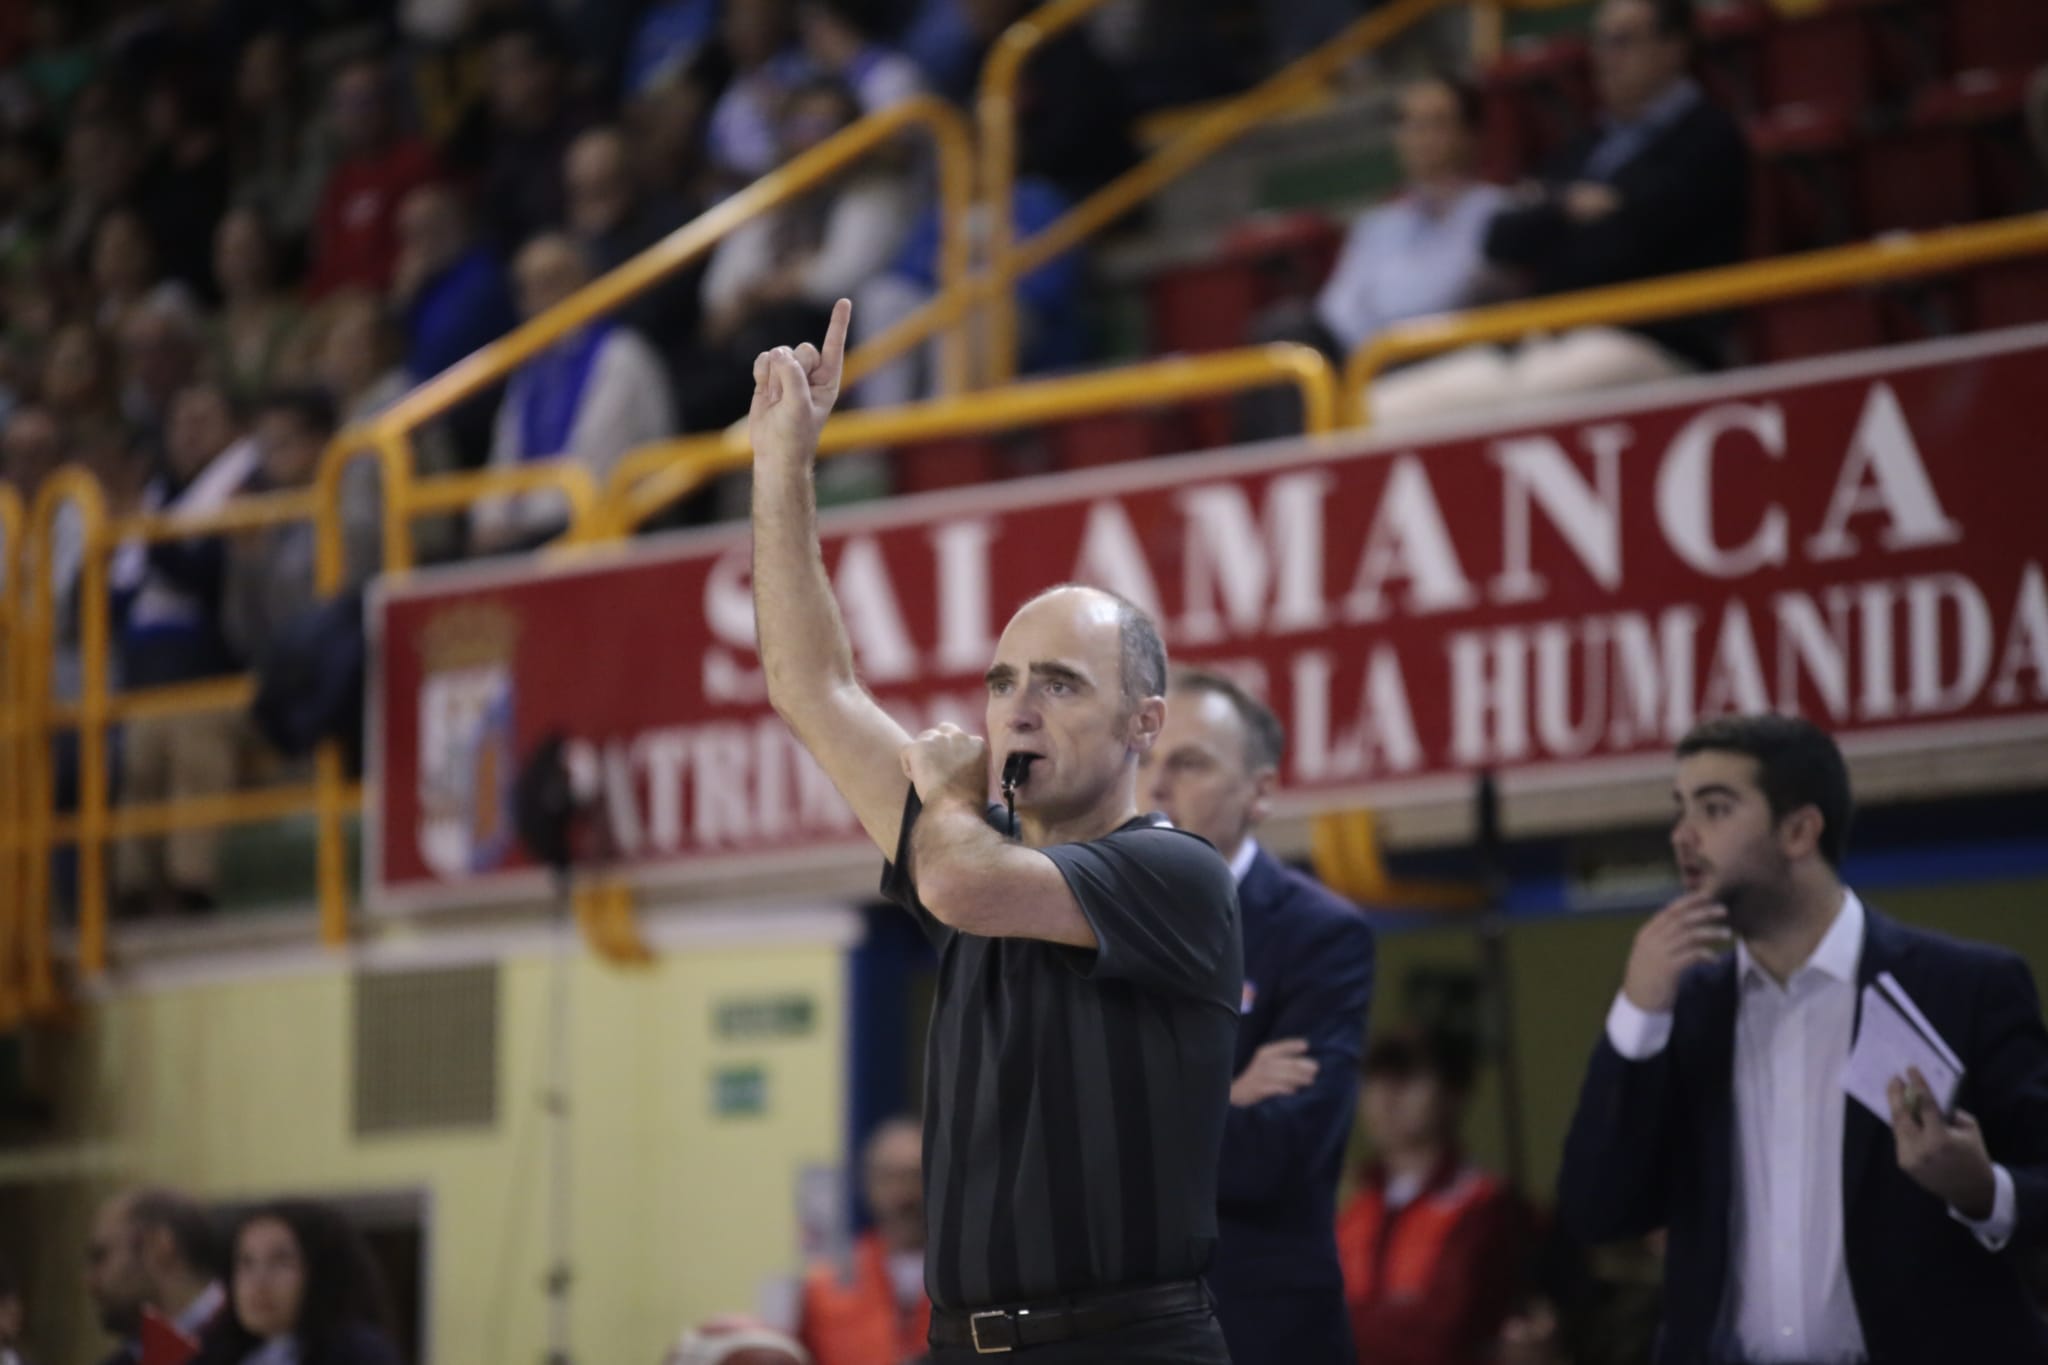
[[370, 329, 2048, 908]]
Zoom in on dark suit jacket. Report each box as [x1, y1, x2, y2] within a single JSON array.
[[1485, 86, 1750, 370], [1559, 907, 2048, 1365], [1209, 848, 1377, 1365]]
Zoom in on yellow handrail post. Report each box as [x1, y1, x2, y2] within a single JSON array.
[[1343, 213, 2048, 424], [0, 485, 21, 1026], [976, 0, 1114, 386], [27, 471, 108, 979]]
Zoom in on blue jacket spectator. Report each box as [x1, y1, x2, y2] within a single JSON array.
[[393, 183, 516, 385]]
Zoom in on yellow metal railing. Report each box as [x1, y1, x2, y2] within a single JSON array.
[[1344, 213, 2048, 423], [968, 0, 1458, 384], [0, 483, 26, 1026], [608, 344, 1340, 529]]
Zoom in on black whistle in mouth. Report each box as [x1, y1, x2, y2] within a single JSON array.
[[1001, 752, 1038, 799]]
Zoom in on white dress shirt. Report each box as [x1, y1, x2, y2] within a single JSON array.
[[1605, 889, 2017, 1364], [1226, 837, 1259, 886]]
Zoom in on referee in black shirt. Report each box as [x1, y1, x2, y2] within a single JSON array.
[[748, 302, 1243, 1362]]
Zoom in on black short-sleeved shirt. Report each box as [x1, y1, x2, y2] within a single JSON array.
[[880, 788, 1243, 1312]]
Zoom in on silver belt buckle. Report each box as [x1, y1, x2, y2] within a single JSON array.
[[970, 1309, 1017, 1354]]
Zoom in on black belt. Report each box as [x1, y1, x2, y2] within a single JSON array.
[[930, 1279, 1207, 1354]]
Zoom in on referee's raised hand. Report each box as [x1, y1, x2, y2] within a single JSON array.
[[748, 297, 851, 473]]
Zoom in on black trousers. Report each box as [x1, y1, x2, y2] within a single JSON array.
[[923, 1304, 1233, 1363]]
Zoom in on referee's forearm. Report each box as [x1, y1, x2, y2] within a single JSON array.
[[751, 459, 858, 716], [909, 795, 1005, 930]]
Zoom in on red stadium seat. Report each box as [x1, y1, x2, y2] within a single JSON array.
[[1941, 0, 2048, 80], [1051, 413, 1171, 472], [1696, 0, 1772, 117], [1147, 259, 1265, 356], [1749, 293, 1887, 363], [1479, 36, 1595, 180], [1856, 131, 1981, 232], [893, 437, 1005, 495], [1966, 259, 2048, 331], [1749, 105, 1863, 250]]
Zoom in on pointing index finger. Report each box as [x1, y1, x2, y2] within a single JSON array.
[[820, 297, 852, 377]]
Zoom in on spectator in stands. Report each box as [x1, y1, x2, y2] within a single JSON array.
[[0, 131, 60, 269], [8, 2, 97, 125], [623, 0, 722, 98], [797, 1, 925, 115], [225, 388, 371, 671], [86, 1187, 227, 1365], [113, 379, 258, 917], [456, 17, 593, 253], [1338, 1027, 1524, 1365], [1, 404, 61, 501], [391, 182, 517, 385], [307, 56, 440, 298], [1320, 77, 1505, 358], [228, 29, 326, 242], [692, 77, 912, 425], [207, 206, 304, 403], [626, 70, 717, 209], [53, 114, 140, 269], [117, 292, 205, 453], [475, 233, 673, 553], [798, 1116, 930, 1365], [41, 321, 122, 428], [1238, 73, 1507, 440], [198, 1202, 400, 1365], [1367, 0, 1748, 427], [90, 208, 189, 334], [133, 71, 230, 297], [307, 289, 458, 558], [705, 0, 814, 190], [564, 125, 701, 357]]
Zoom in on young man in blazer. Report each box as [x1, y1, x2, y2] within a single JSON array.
[[1559, 714, 2048, 1364]]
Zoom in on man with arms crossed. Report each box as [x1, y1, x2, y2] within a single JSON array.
[[1143, 669, 1375, 1365], [750, 301, 1242, 1362]]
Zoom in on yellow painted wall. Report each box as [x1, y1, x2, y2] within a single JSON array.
[[0, 933, 848, 1365]]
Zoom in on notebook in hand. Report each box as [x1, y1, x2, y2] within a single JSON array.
[[1843, 973, 1965, 1123]]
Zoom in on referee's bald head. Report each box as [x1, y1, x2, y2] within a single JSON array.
[[1017, 584, 1166, 717]]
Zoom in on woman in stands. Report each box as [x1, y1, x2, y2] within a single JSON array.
[[199, 1202, 401, 1365]]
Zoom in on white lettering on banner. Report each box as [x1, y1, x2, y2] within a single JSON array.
[[1449, 628, 1532, 765], [1991, 564, 2048, 705], [1858, 581, 1901, 720], [1698, 600, 1770, 718], [931, 518, 998, 671], [1490, 425, 1626, 604], [834, 537, 918, 680], [1906, 573, 1993, 715], [1609, 609, 1700, 748], [1656, 401, 1789, 578], [1175, 472, 1334, 644], [1534, 620, 1608, 757], [1290, 647, 1422, 781], [1774, 588, 1854, 716], [1428, 565, 2045, 768], [702, 549, 764, 703], [1342, 456, 1477, 621], [1806, 382, 1961, 562], [1070, 500, 1164, 618]]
